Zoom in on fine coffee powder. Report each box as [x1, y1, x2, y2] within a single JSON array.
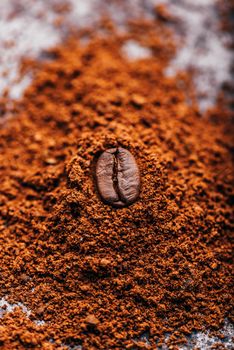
[[95, 148, 140, 208], [0, 14, 233, 350]]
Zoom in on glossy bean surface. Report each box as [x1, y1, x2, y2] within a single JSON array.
[[95, 147, 140, 207]]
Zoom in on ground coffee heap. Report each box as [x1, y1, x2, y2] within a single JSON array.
[[0, 16, 233, 350]]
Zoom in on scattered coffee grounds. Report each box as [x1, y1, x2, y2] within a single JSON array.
[[0, 14, 233, 350], [95, 147, 140, 208]]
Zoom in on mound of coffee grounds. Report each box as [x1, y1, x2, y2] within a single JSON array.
[[0, 18, 233, 350]]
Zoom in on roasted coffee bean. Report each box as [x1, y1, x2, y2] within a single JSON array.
[[95, 147, 140, 207]]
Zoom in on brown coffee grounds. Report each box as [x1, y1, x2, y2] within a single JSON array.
[[0, 16, 233, 350]]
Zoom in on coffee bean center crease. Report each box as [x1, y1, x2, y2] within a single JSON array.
[[95, 147, 140, 207]]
